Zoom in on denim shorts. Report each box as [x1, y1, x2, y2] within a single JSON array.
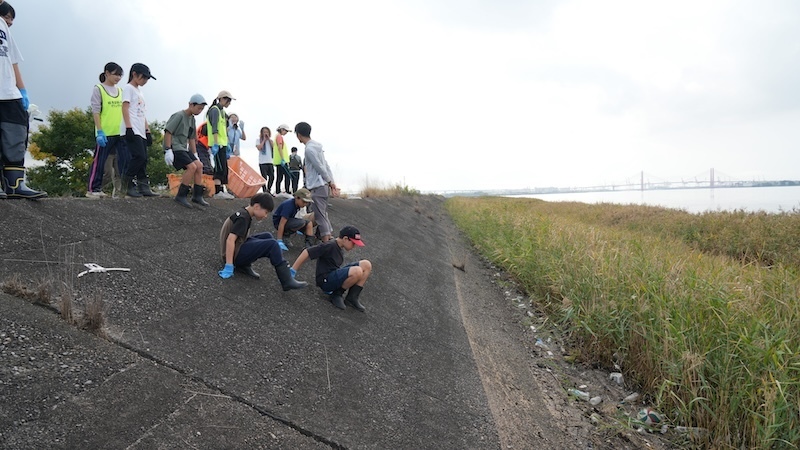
[[319, 261, 360, 292]]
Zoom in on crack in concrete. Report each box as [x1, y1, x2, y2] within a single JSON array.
[[108, 336, 348, 449]]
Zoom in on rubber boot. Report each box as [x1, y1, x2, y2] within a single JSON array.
[[0, 172, 6, 199], [329, 288, 346, 310], [274, 261, 308, 291], [3, 166, 47, 199], [235, 265, 260, 279], [123, 175, 142, 198], [138, 177, 158, 197], [345, 285, 366, 312], [174, 184, 193, 208], [304, 235, 315, 249], [192, 184, 209, 207]]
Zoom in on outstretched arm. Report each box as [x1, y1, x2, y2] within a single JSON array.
[[291, 249, 310, 272]]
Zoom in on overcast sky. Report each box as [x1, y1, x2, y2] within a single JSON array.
[[13, 0, 800, 192]]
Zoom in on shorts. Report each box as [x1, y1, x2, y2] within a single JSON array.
[[172, 150, 198, 170], [280, 217, 309, 234], [318, 261, 360, 291]]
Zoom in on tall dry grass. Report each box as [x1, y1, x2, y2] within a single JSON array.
[[446, 196, 800, 449]]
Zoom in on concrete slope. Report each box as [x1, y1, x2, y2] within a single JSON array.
[[0, 196, 507, 449]]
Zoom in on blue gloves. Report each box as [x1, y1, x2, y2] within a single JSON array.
[[226, 146, 232, 159], [290, 267, 297, 277], [278, 240, 288, 251], [218, 263, 234, 279], [96, 130, 107, 147], [211, 144, 219, 156], [19, 88, 29, 110]]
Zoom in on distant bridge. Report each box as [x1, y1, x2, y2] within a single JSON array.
[[433, 169, 800, 197]]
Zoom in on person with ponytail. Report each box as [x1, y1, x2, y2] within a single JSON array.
[[87, 62, 123, 198], [206, 90, 235, 199]]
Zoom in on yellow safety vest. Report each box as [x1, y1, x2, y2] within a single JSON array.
[[205, 105, 229, 146], [97, 84, 123, 137]]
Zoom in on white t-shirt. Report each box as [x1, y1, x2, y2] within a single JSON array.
[[0, 21, 23, 101], [257, 137, 274, 165], [121, 83, 147, 137]]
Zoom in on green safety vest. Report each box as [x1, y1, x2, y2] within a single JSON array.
[[205, 105, 229, 146], [97, 84, 123, 137]]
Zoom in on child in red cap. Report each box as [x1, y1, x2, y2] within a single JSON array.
[[291, 225, 372, 311]]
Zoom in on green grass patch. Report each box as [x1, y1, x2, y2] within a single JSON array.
[[446, 196, 800, 449]]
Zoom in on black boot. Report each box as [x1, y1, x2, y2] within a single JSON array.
[[123, 175, 142, 198], [274, 262, 308, 291], [0, 171, 6, 199], [3, 166, 47, 199], [235, 265, 260, 279], [329, 289, 346, 310], [345, 285, 365, 312], [138, 177, 158, 197], [304, 235, 316, 249], [192, 184, 209, 206], [174, 184, 193, 208]]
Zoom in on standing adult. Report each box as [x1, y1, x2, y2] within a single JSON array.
[[121, 62, 157, 198], [206, 90, 235, 199], [256, 126, 274, 193], [0, 1, 46, 199], [87, 62, 124, 198], [226, 113, 246, 157], [272, 124, 291, 194], [289, 146, 302, 193], [295, 122, 338, 242], [164, 94, 208, 208]]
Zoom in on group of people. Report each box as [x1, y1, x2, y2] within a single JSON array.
[[256, 125, 304, 196], [88, 60, 245, 202], [218, 122, 373, 312], [0, 6, 373, 311]]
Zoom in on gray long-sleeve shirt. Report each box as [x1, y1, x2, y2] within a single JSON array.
[[303, 139, 333, 190]]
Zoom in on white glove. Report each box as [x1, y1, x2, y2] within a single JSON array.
[[238, 120, 244, 132], [164, 149, 174, 166]]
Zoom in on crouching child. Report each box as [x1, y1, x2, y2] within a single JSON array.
[[273, 187, 316, 250], [218, 193, 308, 291], [291, 226, 372, 311]]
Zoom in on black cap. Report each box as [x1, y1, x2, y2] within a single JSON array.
[[339, 226, 365, 246], [131, 63, 156, 80]]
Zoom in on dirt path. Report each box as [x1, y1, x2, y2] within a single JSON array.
[[444, 210, 673, 450]]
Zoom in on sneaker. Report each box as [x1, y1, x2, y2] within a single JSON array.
[[214, 191, 235, 199], [86, 191, 107, 199]]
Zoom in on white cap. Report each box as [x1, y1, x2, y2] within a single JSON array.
[[277, 123, 292, 132]]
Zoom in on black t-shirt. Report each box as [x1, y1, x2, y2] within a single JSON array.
[[307, 239, 344, 286], [229, 208, 252, 237]]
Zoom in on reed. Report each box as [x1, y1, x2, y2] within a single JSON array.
[[446, 196, 800, 449]]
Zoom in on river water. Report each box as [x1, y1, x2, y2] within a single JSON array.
[[510, 186, 800, 214]]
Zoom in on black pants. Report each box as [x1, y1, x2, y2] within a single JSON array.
[[124, 135, 148, 179], [259, 163, 274, 193], [275, 165, 290, 193], [213, 146, 230, 184], [290, 171, 301, 193]]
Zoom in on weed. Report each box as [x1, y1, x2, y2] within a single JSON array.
[[445, 196, 800, 448]]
